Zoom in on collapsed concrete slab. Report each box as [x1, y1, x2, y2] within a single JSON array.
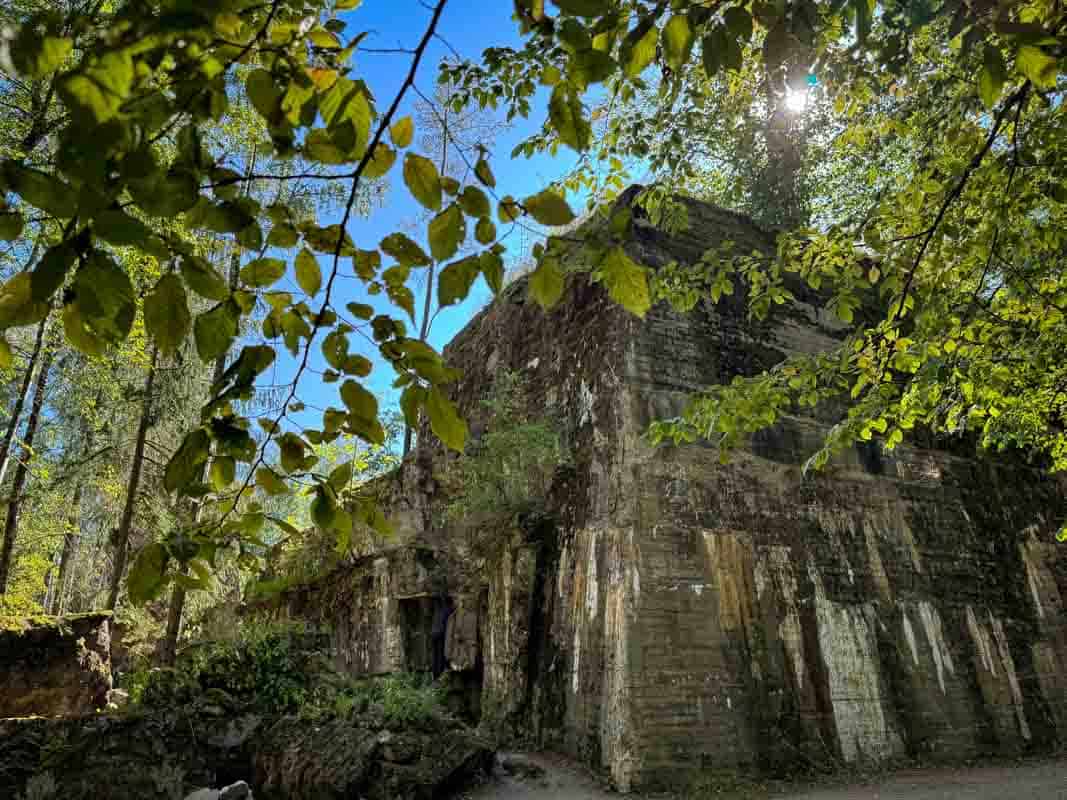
[[274, 191, 1067, 790]]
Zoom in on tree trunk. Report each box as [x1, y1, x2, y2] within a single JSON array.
[[49, 480, 83, 614], [106, 346, 158, 611], [0, 334, 55, 594], [160, 206, 250, 663], [0, 316, 48, 489]]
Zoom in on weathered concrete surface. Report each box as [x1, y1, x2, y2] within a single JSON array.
[[279, 190, 1067, 790], [0, 612, 112, 717]]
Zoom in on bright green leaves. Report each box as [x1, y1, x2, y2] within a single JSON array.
[[0, 274, 48, 329], [0, 206, 24, 241], [979, 46, 1008, 109], [390, 116, 414, 148], [241, 258, 286, 288], [165, 428, 211, 494], [621, 20, 657, 78], [256, 467, 288, 496], [662, 15, 694, 70], [548, 84, 591, 152], [2, 163, 77, 218], [525, 190, 576, 226], [428, 204, 466, 262], [194, 299, 239, 362], [426, 386, 467, 452], [145, 274, 191, 355], [31, 243, 76, 304], [58, 50, 134, 124], [599, 247, 650, 317], [247, 69, 281, 120], [1016, 44, 1058, 90], [210, 456, 236, 490], [128, 543, 169, 606], [341, 380, 385, 444], [403, 153, 442, 211], [295, 248, 322, 297], [438, 255, 481, 307], [459, 186, 491, 219], [381, 233, 431, 267], [475, 158, 496, 189], [10, 28, 71, 78], [182, 256, 230, 301], [529, 257, 565, 310], [550, 0, 610, 18], [64, 252, 136, 355]]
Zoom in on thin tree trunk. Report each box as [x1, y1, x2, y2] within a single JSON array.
[[160, 155, 253, 662], [50, 480, 83, 614], [0, 315, 48, 489], [106, 346, 158, 611], [0, 335, 55, 594]]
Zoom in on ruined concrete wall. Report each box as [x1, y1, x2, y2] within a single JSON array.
[[0, 612, 112, 717], [612, 196, 1067, 785], [280, 191, 1067, 791]]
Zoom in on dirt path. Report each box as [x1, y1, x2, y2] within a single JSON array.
[[459, 753, 1067, 800]]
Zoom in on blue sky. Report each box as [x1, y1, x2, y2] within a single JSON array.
[[271, 0, 580, 427]]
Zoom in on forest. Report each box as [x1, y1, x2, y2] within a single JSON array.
[[0, 0, 1064, 797]]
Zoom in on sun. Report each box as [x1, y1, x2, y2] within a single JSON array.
[[784, 87, 808, 114]]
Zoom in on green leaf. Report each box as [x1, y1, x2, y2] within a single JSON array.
[[241, 257, 286, 288], [66, 252, 136, 352], [600, 246, 650, 317], [268, 223, 299, 248], [256, 467, 288, 496], [328, 461, 353, 490], [428, 204, 466, 262], [3, 163, 77, 218], [145, 274, 191, 355], [246, 69, 281, 121], [1016, 44, 1058, 89], [622, 20, 657, 78], [347, 302, 374, 320], [194, 300, 239, 362], [363, 143, 397, 179], [979, 47, 1008, 108], [403, 153, 442, 211], [723, 7, 753, 42], [550, 0, 610, 18], [93, 209, 152, 246], [571, 48, 616, 86], [11, 31, 72, 78], [663, 15, 694, 70], [58, 50, 133, 124], [400, 384, 426, 429], [480, 250, 505, 294], [458, 185, 491, 219], [525, 190, 576, 226], [438, 255, 481, 307], [181, 256, 229, 301], [311, 484, 338, 530], [295, 248, 322, 297], [548, 84, 591, 152], [128, 543, 169, 606], [165, 428, 210, 493], [475, 158, 496, 189], [426, 386, 467, 452], [31, 242, 76, 304], [0, 210, 24, 241], [380, 233, 431, 266], [475, 217, 497, 246], [341, 379, 384, 443], [390, 116, 414, 148], [210, 456, 236, 490], [0, 273, 49, 329], [0, 338, 11, 369], [529, 257, 565, 309]]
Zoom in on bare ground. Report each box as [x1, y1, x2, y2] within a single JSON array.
[[458, 752, 1067, 800]]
